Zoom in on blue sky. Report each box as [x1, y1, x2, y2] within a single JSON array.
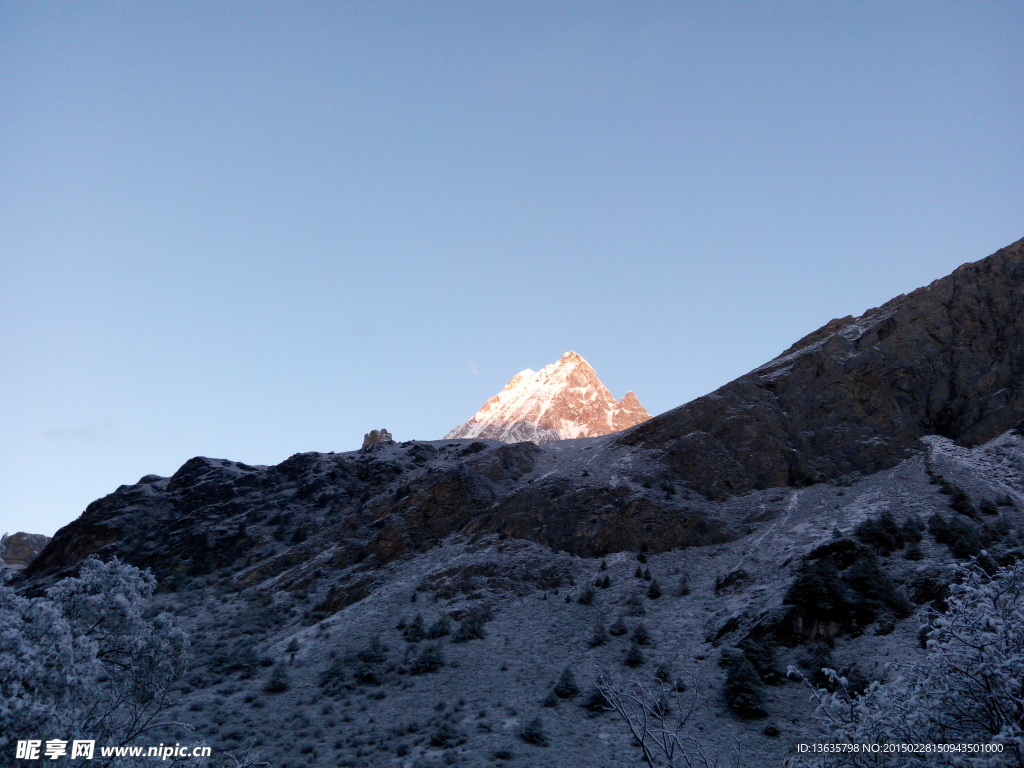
[[2, 2, 1022, 537]]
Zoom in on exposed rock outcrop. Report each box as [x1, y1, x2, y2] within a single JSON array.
[[0, 532, 51, 567], [362, 428, 393, 448], [445, 351, 652, 444], [619, 236, 1024, 499]]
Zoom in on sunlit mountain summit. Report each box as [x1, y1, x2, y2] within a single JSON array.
[[445, 351, 652, 444]]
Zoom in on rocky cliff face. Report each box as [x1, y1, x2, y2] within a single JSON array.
[[445, 351, 652, 444], [620, 236, 1024, 499], [24, 438, 733, 588], [0, 532, 51, 567]]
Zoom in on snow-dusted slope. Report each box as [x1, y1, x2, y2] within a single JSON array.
[[445, 351, 651, 444]]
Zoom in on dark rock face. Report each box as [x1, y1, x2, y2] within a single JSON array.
[[21, 436, 726, 598], [619, 237, 1024, 499], [0, 532, 51, 567]]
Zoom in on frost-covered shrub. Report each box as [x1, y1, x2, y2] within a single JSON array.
[[597, 671, 738, 767], [855, 512, 905, 554], [929, 513, 984, 558], [789, 560, 1024, 767], [0, 557, 189, 758], [403, 613, 425, 643], [410, 643, 444, 675], [0, 586, 95, 748], [452, 605, 492, 642], [721, 651, 766, 719]]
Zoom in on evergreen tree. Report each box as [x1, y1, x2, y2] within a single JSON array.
[[609, 616, 628, 636], [403, 613, 425, 642], [554, 667, 580, 699], [647, 579, 662, 599], [625, 642, 645, 668], [265, 664, 290, 693]]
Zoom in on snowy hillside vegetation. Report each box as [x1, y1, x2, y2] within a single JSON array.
[[788, 560, 1024, 767], [7, 429, 1022, 767], [0, 558, 190, 765]]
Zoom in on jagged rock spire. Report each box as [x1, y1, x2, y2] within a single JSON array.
[[445, 351, 652, 444], [362, 428, 393, 448]]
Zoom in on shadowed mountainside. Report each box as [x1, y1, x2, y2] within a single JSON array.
[[620, 236, 1024, 499]]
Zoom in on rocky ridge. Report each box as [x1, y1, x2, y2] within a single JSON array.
[[0, 531, 51, 568], [445, 351, 652, 444], [621, 236, 1024, 499]]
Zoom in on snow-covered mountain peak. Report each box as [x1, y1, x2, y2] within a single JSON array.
[[445, 351, 651, 444]]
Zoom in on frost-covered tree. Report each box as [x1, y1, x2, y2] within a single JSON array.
[[0, 557, 190, 764], [788, 559, 1024, 767]]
